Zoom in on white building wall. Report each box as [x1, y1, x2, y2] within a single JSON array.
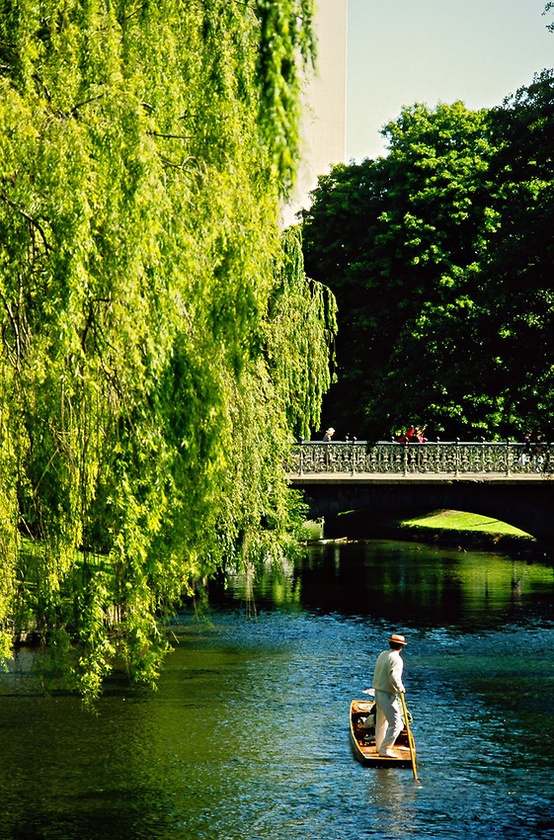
[[282, 0, 348, 227]]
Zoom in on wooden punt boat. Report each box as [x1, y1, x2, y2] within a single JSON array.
[[349, 698, 414, 767]]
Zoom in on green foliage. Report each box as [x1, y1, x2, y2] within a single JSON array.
[[480, 70, 554, 434], [265, 226, 337, 439], [303, 101, 498, 438], [302, 79, 554, 441], [0, 0, 334, 700], [253, 0, 316, 192]]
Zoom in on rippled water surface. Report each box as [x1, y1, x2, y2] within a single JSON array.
[[0, 540, 553, 839]]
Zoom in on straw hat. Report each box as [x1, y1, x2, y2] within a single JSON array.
[[389, 633, 407, 646]]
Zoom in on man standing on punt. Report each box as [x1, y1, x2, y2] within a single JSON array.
[[372, 633, 407, 757]]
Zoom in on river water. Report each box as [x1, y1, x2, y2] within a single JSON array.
[[0, 539, 553, 840]]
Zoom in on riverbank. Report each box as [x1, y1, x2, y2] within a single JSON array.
[[309, 508, 550, 560], [394, 509, 541, 555]]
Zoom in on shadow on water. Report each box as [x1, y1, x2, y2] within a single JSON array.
[[0, 539, 552, 839]]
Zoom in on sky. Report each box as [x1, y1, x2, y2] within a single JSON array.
[[346, 0, 554, 162]]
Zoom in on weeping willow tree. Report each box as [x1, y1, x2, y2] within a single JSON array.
[[0, 0, 336, 700]]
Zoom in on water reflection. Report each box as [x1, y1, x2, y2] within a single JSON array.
[[220, 539, 554, 630], [365, 769, 420, 836]]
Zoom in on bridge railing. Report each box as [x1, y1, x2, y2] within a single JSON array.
[[287, 441, 551, 477]]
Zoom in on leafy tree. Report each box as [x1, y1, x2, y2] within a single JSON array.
[[0, 0, 336, 701], [303, 70, 554, 442], [479, 70, 554, 436], [388, 73, 554, 440], [302, 101, 498, 438]]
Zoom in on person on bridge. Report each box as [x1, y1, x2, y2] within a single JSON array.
[[372, 633, 407, 757], [323, 427, 335, 441]]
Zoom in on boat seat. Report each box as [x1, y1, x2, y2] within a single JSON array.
[[352, 701, 374, 714]]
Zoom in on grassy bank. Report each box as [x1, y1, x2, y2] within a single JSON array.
[[308, 509, 549, 559], [401, 510, 531, 537], [397, 509, 536, 552]]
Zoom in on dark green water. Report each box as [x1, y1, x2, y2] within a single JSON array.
[[0, 539, 553, 839]]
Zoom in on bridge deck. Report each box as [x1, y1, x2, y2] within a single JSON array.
[[288, 472, 549, 485]]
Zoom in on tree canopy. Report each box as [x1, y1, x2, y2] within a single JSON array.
[[302, 72, 554, 442], [0, 0, 336, 701]]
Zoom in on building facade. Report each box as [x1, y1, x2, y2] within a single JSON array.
[[282, 0, 348, 227]]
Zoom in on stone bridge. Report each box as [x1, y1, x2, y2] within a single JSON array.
[[286, 441, 554, 549]]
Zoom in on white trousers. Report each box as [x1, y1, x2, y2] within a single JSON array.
[[374, 690, 403, 752]]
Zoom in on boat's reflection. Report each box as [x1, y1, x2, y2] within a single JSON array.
[[364, 766, 419, 836]]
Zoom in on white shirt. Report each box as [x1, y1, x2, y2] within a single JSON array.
[[372, 648, 405, 695]]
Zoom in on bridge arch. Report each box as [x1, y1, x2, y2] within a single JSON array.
[[288, 442, 554, 551], [291, 477, 554, 552]]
